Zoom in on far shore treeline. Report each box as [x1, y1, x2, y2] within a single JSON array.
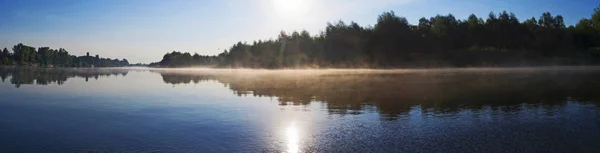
[[0, 43, 129, 67], [151, 7, 600, 68]]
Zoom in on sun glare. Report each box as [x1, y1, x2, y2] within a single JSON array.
[[286, 122, 300, 153], [272, 0, 309, 19]]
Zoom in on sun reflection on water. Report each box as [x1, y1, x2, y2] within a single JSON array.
[[286, 122, 299, 153]]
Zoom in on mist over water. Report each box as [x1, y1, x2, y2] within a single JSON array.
[[1, 67, 600, 152]]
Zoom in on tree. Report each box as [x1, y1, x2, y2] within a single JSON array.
[[524, 17, 538, 28], [0, 48, 8, 64], [37, 47, 51, 66], [0, 43, 129, 67], [592, 5, 600, 31], [12, 43, 36, 65], [149, 7, 600, 68], [370, 11, 413, 66], [1, 48, 8, 57], [538, 12, 564, 28]]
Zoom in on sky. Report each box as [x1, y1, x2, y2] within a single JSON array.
[[0, 0, 598, 63]]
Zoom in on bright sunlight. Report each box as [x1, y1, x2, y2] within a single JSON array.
[[286, 122, 300, 153], [272, 0, 310, 19]]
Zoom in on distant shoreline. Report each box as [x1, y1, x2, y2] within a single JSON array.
[[149, 8, 600, 69], [7, 65, 597, 70]]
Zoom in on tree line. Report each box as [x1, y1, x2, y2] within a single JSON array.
[[151, 7, 600, 68], [0, 43, 129, 67]]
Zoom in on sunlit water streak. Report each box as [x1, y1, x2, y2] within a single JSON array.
[[0, 67, 600, 152], [286, 122, 299, 153]]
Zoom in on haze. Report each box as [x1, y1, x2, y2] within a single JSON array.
[[0, 0, 597, 63]]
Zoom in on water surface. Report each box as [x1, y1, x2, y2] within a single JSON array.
[[1, 67, 599, 152]]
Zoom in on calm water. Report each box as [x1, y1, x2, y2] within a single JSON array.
[[1, 67, 600, 152]]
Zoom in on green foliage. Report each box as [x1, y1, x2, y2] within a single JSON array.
[[592, 5, 600, 32], [12, 43, 36, 65], [152, 8, 600, 68], [0, 43, 129, 67], [0, 48, 12, 65]]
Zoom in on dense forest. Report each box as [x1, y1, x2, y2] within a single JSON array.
[[0, 43, 129, 67], [151, 7, 600, 68]]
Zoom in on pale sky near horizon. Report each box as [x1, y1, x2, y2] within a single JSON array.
[[0, 0, 598, 63]]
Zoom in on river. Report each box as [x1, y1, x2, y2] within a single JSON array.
[[0, 67, 599, 152]]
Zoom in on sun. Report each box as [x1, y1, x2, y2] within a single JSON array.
[[272, 0, 309, 19]]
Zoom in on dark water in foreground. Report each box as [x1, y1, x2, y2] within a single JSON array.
[[1, 67, 599, 152]]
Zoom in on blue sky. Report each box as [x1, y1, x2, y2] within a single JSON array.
[[0, 0, 598, 63]]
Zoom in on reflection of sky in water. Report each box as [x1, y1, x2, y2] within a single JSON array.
[[0, 68, 599, 152]]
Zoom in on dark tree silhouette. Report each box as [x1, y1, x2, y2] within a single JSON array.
[[154, 68, 600, 119], [151, 7, 600, 68], [0, 43, 129, 67]]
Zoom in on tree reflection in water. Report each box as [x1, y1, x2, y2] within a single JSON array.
[[154, 68, 600, 120], [2, 67, 599, 120], [0, 67, 129, 88]]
